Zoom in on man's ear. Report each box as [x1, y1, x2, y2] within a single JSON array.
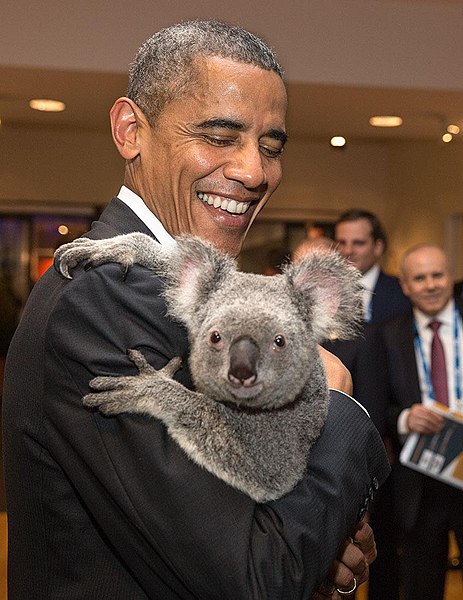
[[399, 276, 410, 297], [110, 97, 146, 160], [373, 238, 385, 260]]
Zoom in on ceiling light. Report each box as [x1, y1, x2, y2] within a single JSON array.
[[29, 99, 66, 112], [447, 124, 460, 135], [330, 136, 346, 148], [369, 116, 403, 128], [442, 133, 453, 143]]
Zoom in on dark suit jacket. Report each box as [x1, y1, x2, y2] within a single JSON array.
[[454, 279, 463, 300], [322, 270, 410, 435], [380, 303, 463, 531], [370, 270, 410, 325], [323, 326, 388, 434], [3, 198, 390, 599]]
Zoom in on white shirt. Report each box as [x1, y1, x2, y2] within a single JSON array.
[[360, 264, 380, 322], [117, 185, 176, 247], [398, 299, 463, 433]]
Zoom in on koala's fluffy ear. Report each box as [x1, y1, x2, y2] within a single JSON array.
[[163, 235, 237, 327], [283, 249, 363, 342]]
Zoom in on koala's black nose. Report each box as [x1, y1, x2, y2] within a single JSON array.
[[228, 336, 259, 387]]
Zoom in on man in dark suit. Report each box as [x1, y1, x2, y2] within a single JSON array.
[[324, 210, 410, 600], [324, 210, 410, 429], [334, 210, 410, 327], [2, 21, 389, 599], [381, 244, 463, 600]]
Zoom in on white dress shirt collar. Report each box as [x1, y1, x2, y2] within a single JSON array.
[[360, 264, 380, 321], [360, 263, 381, 292], [413, 298, 454, 333], [117, 185, 176, 247]]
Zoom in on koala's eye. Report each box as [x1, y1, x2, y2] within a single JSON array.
[[273, 335, 286, 349], [210, 331, 222, 344]]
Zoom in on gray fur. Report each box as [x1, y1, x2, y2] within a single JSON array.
[[54, 234, 362, 502]]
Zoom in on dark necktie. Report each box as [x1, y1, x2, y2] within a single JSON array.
[[428, 320, 449, 407]]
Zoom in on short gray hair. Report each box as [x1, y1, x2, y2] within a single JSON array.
[[127, 20, 284, 125]]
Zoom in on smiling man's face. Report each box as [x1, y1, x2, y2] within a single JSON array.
[[400, 246, 454, 316], [131, 56, 287, 256]]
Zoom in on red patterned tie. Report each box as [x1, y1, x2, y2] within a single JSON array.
[[428, 320, 449, 407]]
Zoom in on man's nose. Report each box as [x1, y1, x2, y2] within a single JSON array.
[[223, 143, 267, 189], [339, 243, 353, 258]]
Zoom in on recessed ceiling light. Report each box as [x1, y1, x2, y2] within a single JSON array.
[[29, 99, 66, 112], [58, 225, 69, 235], [447, 124, 460, 135], [442, 133, 453, 143], [369, 116, 403, 128], [330, 136, 346, 147]]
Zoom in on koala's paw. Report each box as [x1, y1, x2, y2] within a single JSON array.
[[83, 351, 183, 416], [127, 349, 182, 379], [53, 233, 153, 279]]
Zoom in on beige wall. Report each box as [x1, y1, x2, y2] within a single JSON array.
[[269, 137, 463, 278], [1, 125, 463, 278], [0, 126, 123, 208]]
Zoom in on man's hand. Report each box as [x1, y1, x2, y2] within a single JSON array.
[[312, 521, 376, 599], [319, 346, 353, 395], [407, 404, 444, 434]]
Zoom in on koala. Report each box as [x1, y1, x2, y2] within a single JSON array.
[[54, 233, 362, 502]]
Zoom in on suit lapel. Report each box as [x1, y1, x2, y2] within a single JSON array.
[[398, 312, 422, 406], [91, 198, 157, 240]]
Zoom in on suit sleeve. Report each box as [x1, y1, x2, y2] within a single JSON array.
[[45, 263, 390, 600]]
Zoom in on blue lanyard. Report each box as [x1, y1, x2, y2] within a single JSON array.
[[413, 303, 462, 402]]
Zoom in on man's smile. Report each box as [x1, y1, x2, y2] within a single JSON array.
[[197, 192, 251, 215]]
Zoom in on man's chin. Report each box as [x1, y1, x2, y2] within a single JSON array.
[[192, 206, 255, 255]]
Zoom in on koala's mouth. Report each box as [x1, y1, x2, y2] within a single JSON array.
[[197, 192, 251, 215], [228, 383, 263, 402]]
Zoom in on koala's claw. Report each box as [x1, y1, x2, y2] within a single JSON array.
[[88, 375, 126, 392], [121, 263, 129, 281], [161, 356, 182, 378], [54, 238, 103, 279], [127, 349, 156, 374], [127, 349, 182, 379], [53, 255, 74, 279]]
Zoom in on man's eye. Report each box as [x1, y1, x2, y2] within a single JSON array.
[[203, 135, 232, 146], [260, 145, 283, 159]]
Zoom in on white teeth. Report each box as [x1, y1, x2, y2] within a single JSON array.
[[198, 193, 250, 214]]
